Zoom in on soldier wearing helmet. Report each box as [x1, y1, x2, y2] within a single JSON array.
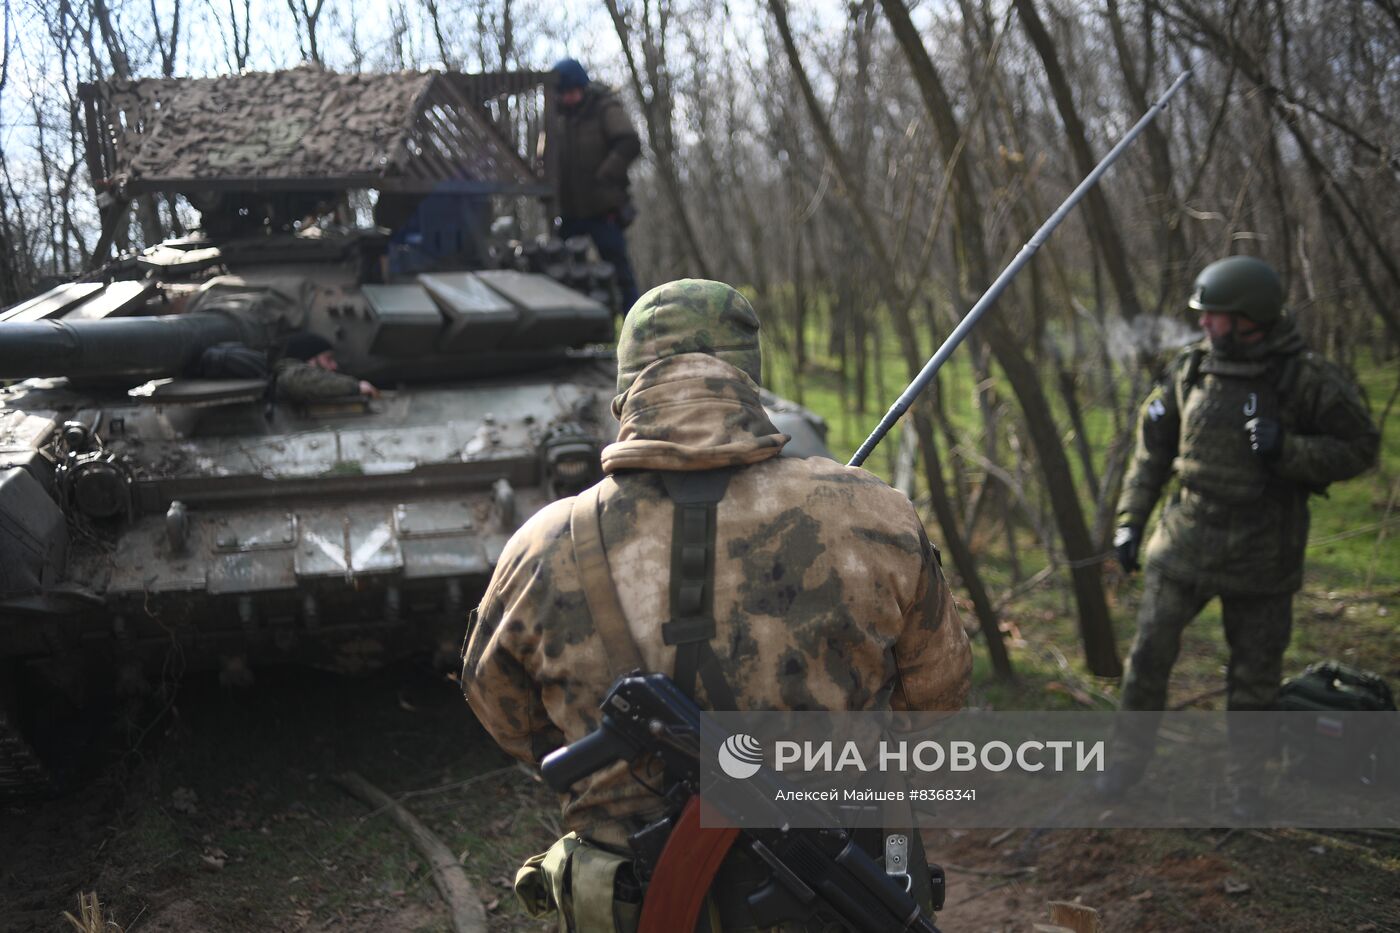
[[462, 280, 971, 930], [1103, 256, 1379, 804]]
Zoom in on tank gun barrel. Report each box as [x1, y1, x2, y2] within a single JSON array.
[[0, 313, 250, 381]]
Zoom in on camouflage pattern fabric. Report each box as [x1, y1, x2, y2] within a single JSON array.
[[556, 83, 641, 223], [462, 351, 971, 848], [613, 279, 763, 412], [272, 357, 361, 402], [1118, 316, 1378, 595], [94, 71, 537, 191], [1120, 569, 1293, 712]]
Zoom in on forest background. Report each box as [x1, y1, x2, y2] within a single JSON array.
[[1, 0, 1397, 689], [3, 2, 1399, 930]]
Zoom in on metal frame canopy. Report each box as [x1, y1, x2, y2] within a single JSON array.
[[77, 69, 558, 198]]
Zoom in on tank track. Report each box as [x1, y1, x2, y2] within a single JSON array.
[[0, 712, 50, 797]]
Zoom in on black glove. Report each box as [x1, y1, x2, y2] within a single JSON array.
[[1114, 524, 1142, 574], [1245, 417, 1283, 462]]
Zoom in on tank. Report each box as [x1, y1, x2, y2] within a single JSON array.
[[0, 69, 830, 794]]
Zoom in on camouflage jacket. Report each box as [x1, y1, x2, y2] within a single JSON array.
[[272, 357, 361, 402], [1118, 317, 1378, 594], [554, 83, 641, 222], [462, 354, 971, 845]]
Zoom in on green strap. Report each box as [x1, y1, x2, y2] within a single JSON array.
[[573, 844, 634, 931], [570, 481, 645, 677], [570, 471, 738, 708]]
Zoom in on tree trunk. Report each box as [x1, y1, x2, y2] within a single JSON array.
[[1168, 0, 1400, 344], [603, 0, 713, 279], [1104, 0, 1190, 302], [1013, 0, 1144, 322], [880, 0, 1121, 676]]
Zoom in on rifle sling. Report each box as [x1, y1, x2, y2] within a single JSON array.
[[570, 479, 645, 677]]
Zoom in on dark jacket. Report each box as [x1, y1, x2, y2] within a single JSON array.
[[1118, 317, 1379, 594], [555, 83, 641, 222]]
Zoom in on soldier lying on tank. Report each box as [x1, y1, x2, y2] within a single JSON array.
[[274, 332, 380, 402], [1100, 256, 1379, 812], [461, 279, 972, 931]]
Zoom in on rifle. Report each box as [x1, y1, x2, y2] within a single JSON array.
[[542, 672, 944, 933]]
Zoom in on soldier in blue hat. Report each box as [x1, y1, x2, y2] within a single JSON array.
[[551, 58, 643, 310]]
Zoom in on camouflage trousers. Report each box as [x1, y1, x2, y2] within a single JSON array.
[[1120, 568, 1294, 713], [1108, 570, 1293, 787]]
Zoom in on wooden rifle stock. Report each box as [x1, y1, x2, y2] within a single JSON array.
[[638, 798, 740, 933]]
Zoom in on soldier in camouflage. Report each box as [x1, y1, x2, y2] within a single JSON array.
[[462, 279, 971, 930], [1106, 257, 1378, 797], [273, 332, 379, 403]]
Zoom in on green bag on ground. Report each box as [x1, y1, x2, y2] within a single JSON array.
[[1276, 661, 1396, 713], [1276, 661, 1396, 785]]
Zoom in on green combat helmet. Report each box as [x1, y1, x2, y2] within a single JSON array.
[[613, 279, 763, 412], [1187, 256, 1284, 326]]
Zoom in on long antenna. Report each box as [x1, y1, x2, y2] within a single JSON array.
[[848, 69, 1193, 468]]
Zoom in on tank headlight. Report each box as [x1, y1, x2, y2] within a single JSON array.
[[543, 431, 602, 499], [69, 459, 130, 519]]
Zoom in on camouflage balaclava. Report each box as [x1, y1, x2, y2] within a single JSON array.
[[613, 279, 763, 414]]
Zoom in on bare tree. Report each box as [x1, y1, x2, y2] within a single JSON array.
[[423, 0, 456, 67], [287, 0, 328, 65], [1103, 0, 1190, 307], [206, 0, 252, 71], [150, 0, 182, 76], [767, 0, 1014, 679], [879, 0, 1122, 677], [0, 0, 26, 304], [1013, 0, 1145, 324], [602, 0, 713, 279], [1163, 0, 1400, 345]]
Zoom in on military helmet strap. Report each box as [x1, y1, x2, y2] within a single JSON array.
[[1182, 347, 1206, 396], [660, 469, 739, 712]]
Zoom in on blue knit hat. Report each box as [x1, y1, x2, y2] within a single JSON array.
[[552, 58, 590, 91]]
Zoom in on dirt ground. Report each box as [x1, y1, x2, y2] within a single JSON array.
[[2, 664, 1397, 933]]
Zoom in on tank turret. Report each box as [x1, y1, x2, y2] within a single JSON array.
[[0, 263, 615, 385]]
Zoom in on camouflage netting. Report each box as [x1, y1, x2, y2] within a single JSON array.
[[91, 69, 541, 193]]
